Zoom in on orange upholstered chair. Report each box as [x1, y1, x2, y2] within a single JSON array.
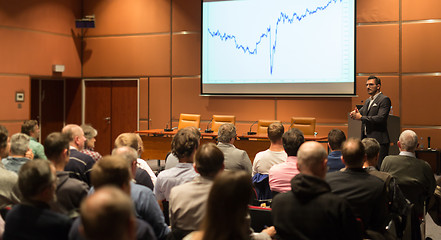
[[178, 114, 201, 130], [290, 117, 316, 135], [211, 115, 236, 133], [256, 120, 281, 135]]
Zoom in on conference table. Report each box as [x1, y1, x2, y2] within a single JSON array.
[[136, 129, 327, 162]]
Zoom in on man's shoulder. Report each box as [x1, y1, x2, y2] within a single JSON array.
[[131, 182, 154, 195], [69, 150, 94, 164]]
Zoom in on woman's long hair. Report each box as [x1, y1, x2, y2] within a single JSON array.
[[201, 171, 253, 240]]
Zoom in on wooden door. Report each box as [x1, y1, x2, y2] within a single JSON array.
[[85, 80, 137, 156]]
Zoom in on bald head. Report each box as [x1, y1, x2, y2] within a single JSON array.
[[398, 130, 418, 152], [297, 141, 327, 178], [62, 124, 86, 150], [81, 186, 136, 240], [342, 138, 365, 168], [112, 146, 138, 176]]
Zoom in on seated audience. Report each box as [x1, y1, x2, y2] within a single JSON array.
[[80, 124, 102, 161], [114, 133, 155, 188], [362, 138, 410, 236], [326, 138, 388, 233], [3, 159, 72, 240], [183, 171, 275, 240], [268, 128, 304, 194], [252, 122, 287, 176], [169, 143, 224, 239], [155, 127, 199, 203], [165, 127, 201, 170], [216, 123, 252, 175], [2, 133, 32, 173], [327, 129, 346, 172], [381, 130, 436, 218], [70, 154, 169, 240], [79, 186, 143, 240], [21, 120, 47, 160], [44, 132, 89, 214], [0, 125, 20, 209], [272, 141, 362, 240], [62, 124, 95, 186]]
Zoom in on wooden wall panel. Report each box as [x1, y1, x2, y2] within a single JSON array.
[[0, 28, 81, 76], [356, 25, 399, 73], [277, 98, 352, 124], [402, 0, 441, 21], [356, 0, 399, 23], [0, 76, 30, 121], [0, 0, 80, 34], [401, 76, 441, 126], [139, 78, 149, 119], [0, 122, 22, 137], [84, 0, 170, 36], [149, 77, 171, 129], [402, 22, 441, 73], [172, 34, 201, 76], [171, 78, 276, 123], [82, 35, 170, 77], [353, 76, 399, 116], [172, 0, 201, 32]]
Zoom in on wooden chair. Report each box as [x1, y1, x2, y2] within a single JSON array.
[[177, 113, 201, 130], [256, 120, 281, 135], [211, 115, 236, 133], [290, 117, 316, 135]]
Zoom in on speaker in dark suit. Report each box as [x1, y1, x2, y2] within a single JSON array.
[[350, 76, 391, 167]]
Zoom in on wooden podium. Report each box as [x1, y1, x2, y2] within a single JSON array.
[[348, 114, 401, 155]]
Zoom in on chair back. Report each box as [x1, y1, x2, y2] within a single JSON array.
[[212, 115, 236, 133], [256, 120, 281, 135], [248, 206, 273, 232], [290, 117, 316, 135], [178, 114, 201, 130]]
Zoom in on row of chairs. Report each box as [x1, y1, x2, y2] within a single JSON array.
[[177, 113, 316, 135]]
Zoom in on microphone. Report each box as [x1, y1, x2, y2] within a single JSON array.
[[288, 120, 295, 129], [164, 119, 173, 132], [205, 118, 214, 133], [247, 120, 258, 135]]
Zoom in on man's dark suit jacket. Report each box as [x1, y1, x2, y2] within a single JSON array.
[[359, 92, 391, 145]]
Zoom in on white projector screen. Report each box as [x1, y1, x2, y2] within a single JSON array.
[[201, 0, 355, 96]]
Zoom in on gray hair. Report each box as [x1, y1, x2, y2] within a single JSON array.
[[112, 146, 138, 166], [297, 141, 327, 170], [217, 123, 236, 143], [362, 138, 380, 160], [10, 133, 30, 156], [399, 130, 418, 152], [81, 124, 98, 140]]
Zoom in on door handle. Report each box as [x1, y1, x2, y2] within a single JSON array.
[[104, 117, 111, 123]]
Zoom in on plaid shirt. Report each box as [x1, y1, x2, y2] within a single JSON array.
[[80, 148, 102, 162]]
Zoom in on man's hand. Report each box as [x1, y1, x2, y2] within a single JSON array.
[[350, 107, 362, 120], [25, 148, 34, 160], [262, 226, 276, 238]]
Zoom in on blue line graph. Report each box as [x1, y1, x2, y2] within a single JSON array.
[[207, 0, 343, 75]]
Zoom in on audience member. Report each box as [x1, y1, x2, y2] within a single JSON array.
[[80, 124, 102, 161], [21, 119, 47, 160], [381, 130, 436, 217], [0, 125, 20, 209], [69, 155, 162, 240], [62, 124, 95, 186], [79, 186, 140, 240], [216, 123, 251, 174], [3, 159, 72, 240], [272, 141, 362, 240], [327, 129, 346, 172], [136, 134, 158, 183], [114, 133, 156, 188], [326, 138, 387, 233], [155, 127, 199, 203], [165, 127, 201, 170], [252, 122, 287, 176], [183, 171, 275, 240], [44, 132, 89, 214], [2, 133, 32, 173], [362, 138, 410, 236], [268, 128, 304, 194], [169, 143, 224, 239]]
